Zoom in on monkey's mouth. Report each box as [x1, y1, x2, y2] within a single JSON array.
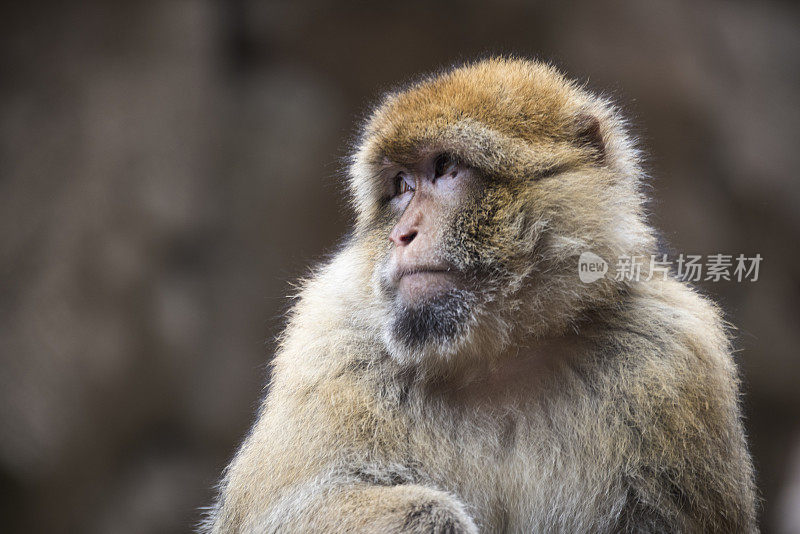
[[398, 266, 451, 278], [391, 266, 460, 301], [393, 265, 457, 284]]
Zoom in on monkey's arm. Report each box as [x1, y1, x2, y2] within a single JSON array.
[[201, 359, 478, 534], [614, 442, 756, 534], [247, 479, 478, 533], [598, 287, 758, 533], [203, 422, 478, 534]]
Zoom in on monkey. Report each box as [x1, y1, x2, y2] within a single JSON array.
[[201, 58, 757, 533]]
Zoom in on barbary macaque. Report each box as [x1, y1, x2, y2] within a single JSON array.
[[202, 58, 757, 533]]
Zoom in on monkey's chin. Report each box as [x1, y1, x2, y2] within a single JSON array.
[[384, 287, 478, 365]]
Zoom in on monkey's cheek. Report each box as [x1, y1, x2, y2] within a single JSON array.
[[397, 272, 458, 303]]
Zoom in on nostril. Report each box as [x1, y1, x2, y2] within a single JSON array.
[[390, 228, 417, 247], [401, 231, 417, 244]]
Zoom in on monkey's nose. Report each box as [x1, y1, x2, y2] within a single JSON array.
[[389, 227, 417, 247]]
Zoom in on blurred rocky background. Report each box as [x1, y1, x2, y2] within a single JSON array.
[[1, 1, 798, 532]]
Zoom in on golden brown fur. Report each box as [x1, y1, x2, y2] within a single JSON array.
[[202, 58, 757, 533]]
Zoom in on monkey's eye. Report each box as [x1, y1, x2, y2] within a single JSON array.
[[393, 173, 415, 198], [433, 153, 457, 179]]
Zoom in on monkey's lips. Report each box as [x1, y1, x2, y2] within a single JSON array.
[[394, 267, 459, 301]]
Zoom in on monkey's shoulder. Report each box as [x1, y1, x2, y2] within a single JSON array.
[[580, 279, 740, 427], [594, 279, 731, 366]]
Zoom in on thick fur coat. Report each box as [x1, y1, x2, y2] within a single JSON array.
[[202, 58, 757, 533]]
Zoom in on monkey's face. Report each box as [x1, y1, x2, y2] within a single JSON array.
[[381, 152, 478, 302], [374, 151, 530, 366], [352, 59, 655, 370]]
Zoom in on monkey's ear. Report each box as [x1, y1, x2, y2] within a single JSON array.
[[573, 113, 605, 164]]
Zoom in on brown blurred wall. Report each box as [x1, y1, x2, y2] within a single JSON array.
[[1, 1, 799, 532]]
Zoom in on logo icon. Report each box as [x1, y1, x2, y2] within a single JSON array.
[[578, 251, 608, 283]]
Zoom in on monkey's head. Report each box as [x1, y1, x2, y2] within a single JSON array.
[[349, 58, 655, 372]]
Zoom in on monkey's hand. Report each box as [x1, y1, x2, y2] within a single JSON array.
[[257, 482, 479, 534], [371, 484, 478, 534]]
